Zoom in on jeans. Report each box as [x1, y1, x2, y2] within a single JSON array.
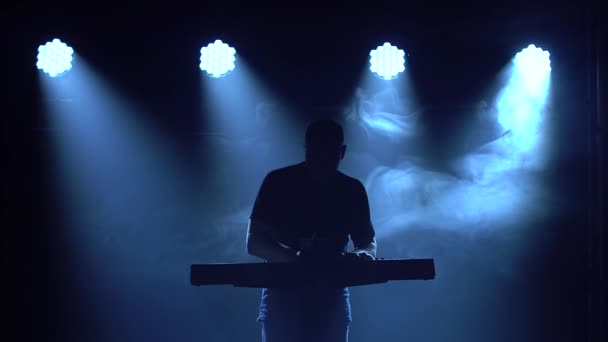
[[261, 318, 349, 342]]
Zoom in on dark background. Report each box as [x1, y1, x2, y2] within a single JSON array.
[[3, 3, 606, 342]]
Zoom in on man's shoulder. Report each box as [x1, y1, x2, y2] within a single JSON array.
[[264, 163, 365, 190], [336, 170, 365, 190], [265, 162, 306, 180], [268, 162, 304, 176]]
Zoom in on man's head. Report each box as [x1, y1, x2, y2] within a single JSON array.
[[304, 119, 346, 179]]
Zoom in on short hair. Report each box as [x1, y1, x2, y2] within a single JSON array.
[[305, 119, 344, 148]]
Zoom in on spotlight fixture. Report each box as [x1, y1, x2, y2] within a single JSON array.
[[369, 42, 406, 80], [199, 39, 237, 78], [36, 38, 74, 77], [513, 44, 551, 77]]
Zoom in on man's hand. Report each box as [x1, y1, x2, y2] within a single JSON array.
[[353, 250, 375, 260], [345, 250, 375, 261], [350, 237, 377, 260], [275, 242, 300, 262], [247, 219, 300, 263]]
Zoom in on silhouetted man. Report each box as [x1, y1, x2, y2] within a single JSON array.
[[246, 119, 377, 342]]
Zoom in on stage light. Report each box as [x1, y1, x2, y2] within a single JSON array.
[[369, 42, 406, 80], [512, 44, 551, 97], [495, 44, 552, 152], [513, 44, 551, 77], [36, 39, 74, 77], [199, 40, 237, 78]]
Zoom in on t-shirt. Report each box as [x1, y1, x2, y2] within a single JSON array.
[[250, 162, 375, 323]]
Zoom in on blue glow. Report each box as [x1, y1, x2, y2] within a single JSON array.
[[36, 38, 74, 77], [496, 44, 551, 152], [346, 87, 416, 143], [369, 43, 406, 80], [199, 40, 237, 78], [363, 139, 548, 238], [342, 45, 553, 240]]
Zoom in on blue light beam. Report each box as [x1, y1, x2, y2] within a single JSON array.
[[36, 38, 74, 77], [496, 44, 551, 152], [199, 40, 237, 78]]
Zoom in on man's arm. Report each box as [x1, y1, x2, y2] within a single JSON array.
[[350, 180, 377, 260], [246, 219, 298, 262], [247, 172, 297, 262]]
